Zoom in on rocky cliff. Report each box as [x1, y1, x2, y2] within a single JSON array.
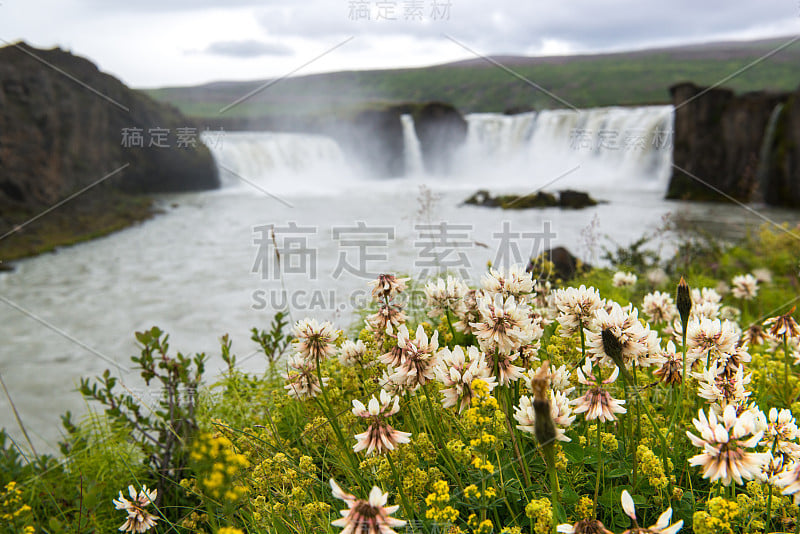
[[667, 81, 799, 206], [0, 42, 219, 212]]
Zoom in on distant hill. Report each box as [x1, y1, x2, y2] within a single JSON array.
[[146, 36, 800, 119]]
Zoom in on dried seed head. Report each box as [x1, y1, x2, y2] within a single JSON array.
[[531, 361, 557, 455]]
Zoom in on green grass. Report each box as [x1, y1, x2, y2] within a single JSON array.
[[144, 39, 800, 120]]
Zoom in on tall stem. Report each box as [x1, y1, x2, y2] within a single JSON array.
[[593, 420, 602, 518]]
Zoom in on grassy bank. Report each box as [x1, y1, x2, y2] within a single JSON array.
[[3, 224, 800, 533], [0, 192, 155, 264]]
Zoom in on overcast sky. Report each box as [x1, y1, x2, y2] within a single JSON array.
[[1, 0, 799, 88]]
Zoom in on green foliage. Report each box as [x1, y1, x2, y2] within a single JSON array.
[[76, 326, 206, 516], [250, 310, 292, 368]]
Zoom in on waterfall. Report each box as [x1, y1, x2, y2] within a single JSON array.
[[754, 103, 785, 203], [201, 106, 675, 194], [401, 114, 425, 176], [457, 106, 674, 191], [201, 131, 356, 193]]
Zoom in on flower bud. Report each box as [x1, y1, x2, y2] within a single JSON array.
[[676, 276, 692, 329]]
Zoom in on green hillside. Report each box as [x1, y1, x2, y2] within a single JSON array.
[[145, 36, 800, 118]]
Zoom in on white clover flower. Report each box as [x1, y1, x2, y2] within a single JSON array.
[[368, 274, 409, 302], [293, 318, 339, 362], [731, 274, 759, 300], [330, 479, 406, 534], [686, 405, 769, 486], [553, 285, 604, 336], [339, 339, 369, 367], [693, 362, 751, 410], [685, 317, 739, 366], [351, 390, 411, 455], [435, 345, 497, 412], [481, 264, 536, 303], [514, 390, 576, 442], [642, 291, 677, 324], [470, 293, 534, 355], [585, 302, 653, 368], [424, 275, 468, 318], [571, 358, 627, 422], [283, 354, 328, 400], [612, 271, 637, 287], [113, 485, 158, 533], [387, 324, 440, 389]]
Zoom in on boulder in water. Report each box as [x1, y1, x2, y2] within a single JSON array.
[[463, 189, 599, 210], [526, 246, 587, 282]]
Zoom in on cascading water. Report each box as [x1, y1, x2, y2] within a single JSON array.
[[456, 106, 674, 191], [201, 106, 674, 194], [201, 131, 357, 193], [401, 114, 426, 176]]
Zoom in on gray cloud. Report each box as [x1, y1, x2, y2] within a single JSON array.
[[254, 0, 799, 56], [203, 39, 293, 57]]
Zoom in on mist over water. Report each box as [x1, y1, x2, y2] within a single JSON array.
[[3, 105, 785, 453], [204, 106, 675, 195]]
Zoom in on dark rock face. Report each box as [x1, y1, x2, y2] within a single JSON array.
[[336, 108, 406, 178], [0, 42, 219, 209], [765, 89, 800, 206], [413, 102, 468, 174], [667, 81, 797, 205]]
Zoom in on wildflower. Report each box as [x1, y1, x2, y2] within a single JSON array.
[[388, 324, 440, 388], [366, 302, 407, 337], [694, 362, 751, 409], [424, 275, 468, 317], [619, 489, 683, 534], [481, 264, 535, 302], [113, 485, 158, 533], [752, 268, 772, 284], [352, 390, 411, 455], [452, 289, 482, 335], [686, 405, 769, 485], [515, 390, 575, 442], [339, 339, 369, 368], [646, 268, 669, 286], [293, 318, 339, 362], [571, 358, 627, 422], [485, 350, 525, 386], [652, 341, 683, 386], [685, 317, 738, 366], [435, 345, 497, 413], [585, 303, 651, 369], [556, 519, 612, 534], [526, 363, 574, 396], [553, 285, 604, 336], [642, 291, 678, 324], [284, 354, 327, 399], [471, 293, 533, 355], [525, 498, 553, 534], [766, 408, 800, 457], [764, 307, 800, 341], [775, 461, 800, 504], [613, 271, 637, 287], [740, 330, 765, 353], [731, 274, 758, 300], [329, 479, 406, 534], [368, 274, 408, 301]]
